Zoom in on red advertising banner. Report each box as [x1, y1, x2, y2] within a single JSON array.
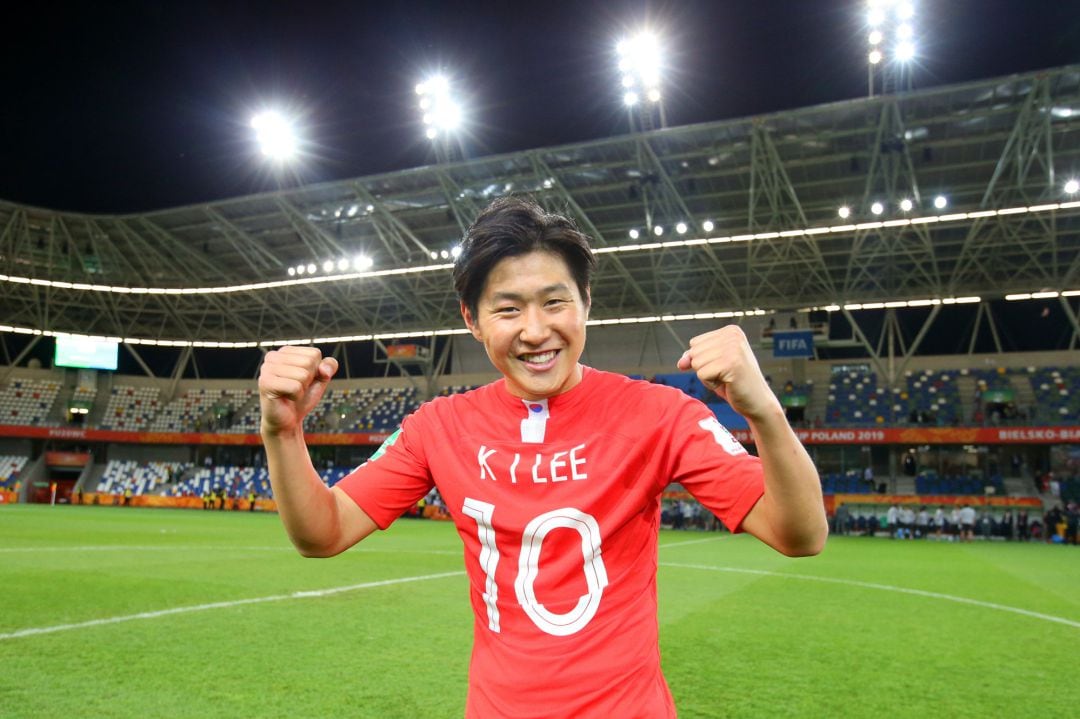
[[44, 451, 92, 467], [728, 426, 1080, 446], [1, 423, 1077, 447]]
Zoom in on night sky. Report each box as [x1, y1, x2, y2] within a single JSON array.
[[1, 0, 1078, 214]]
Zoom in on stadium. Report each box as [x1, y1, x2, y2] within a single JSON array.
[[2, 3, 1079, 717]]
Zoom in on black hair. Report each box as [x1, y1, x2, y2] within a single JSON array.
[[453, 196, 597, 319]]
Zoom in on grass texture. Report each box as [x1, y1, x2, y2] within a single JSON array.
[[1, 504, 1077, 718]]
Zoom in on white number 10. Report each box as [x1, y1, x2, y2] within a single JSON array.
[[463, 498, 609, 637]]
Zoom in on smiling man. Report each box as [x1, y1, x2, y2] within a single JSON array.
[[259, 196, 827, 718]]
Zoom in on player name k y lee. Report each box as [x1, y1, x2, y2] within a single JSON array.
[[477, 443, 588, 484]]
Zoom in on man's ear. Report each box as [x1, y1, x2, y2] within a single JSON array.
[[461, 301, 483, 342]]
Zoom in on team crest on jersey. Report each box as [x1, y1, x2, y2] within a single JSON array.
[[366, 428, 402, 463], [698, 417, 746, 456]]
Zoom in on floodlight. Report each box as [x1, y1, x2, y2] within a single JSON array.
[[676, 222, 688, 234], [653, 225, 664, 236], [322, 260, 335, 273], [1065, 179, 1079, 194], [868, 30, 883, 45], [440, 250, 450, 260], [868, 50, 883, 65], [702, 220, 715, 232], [251, 110, 298, 161], [353, 255, 373, 270], [897, 2, 915, 21], [296, 264, 306, 275], [425, 127, 437, 139], [871, 201, 884, 215], [629, 228, 640, 239], [896, 41, 916, 62], [337, 259, 349, 271], [288, 267, 296, 277], [838, 206, 852, 219], [647, 88, 661, 103], [450, 245, 462, 259], [933, 195, 948, 209], [624, 91, 639, 107], [306, 263, 316, 274], [417, 73, 464, 142], [622, 75, 635, 88], [897, 23, 913, 39], [868, 7, 886, 26], [899, 198, 914, 212]]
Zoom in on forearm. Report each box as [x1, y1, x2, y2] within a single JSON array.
[[747, 405, 828, 556], [263, 428, 346, 557]]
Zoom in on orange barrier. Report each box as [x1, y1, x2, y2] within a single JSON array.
[[0, 490, 17, 504]]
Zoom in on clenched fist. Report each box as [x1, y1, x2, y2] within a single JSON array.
[[259, 346, 339, 437], [676, 325, 781, 423]]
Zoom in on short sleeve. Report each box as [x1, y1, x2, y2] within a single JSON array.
[[666, 398, 764, 532], [335, 412, 434, 530]]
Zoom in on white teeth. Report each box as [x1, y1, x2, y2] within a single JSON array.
[[522, 350, 556, 364]]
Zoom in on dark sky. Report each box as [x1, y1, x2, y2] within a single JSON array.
[[2, 0, 1077, 214]]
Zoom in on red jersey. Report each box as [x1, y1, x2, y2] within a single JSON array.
[[337, 367, 764, 718]]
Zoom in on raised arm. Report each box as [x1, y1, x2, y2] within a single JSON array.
[[677, 326, 828, 557], [259, 346, 377, 557]]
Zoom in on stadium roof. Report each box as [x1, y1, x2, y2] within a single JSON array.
[[2, 64, 1079, 346]]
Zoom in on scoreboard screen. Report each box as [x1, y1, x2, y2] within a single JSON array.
[[54, 336, 119, 370]]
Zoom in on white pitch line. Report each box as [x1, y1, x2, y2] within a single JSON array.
[[658, 535, 728, 550], [660, 562, 1080, 630], [0, 545, 460, 556], [0, 570, 464, 641]]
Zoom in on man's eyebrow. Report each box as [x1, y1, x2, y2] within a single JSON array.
[[488, 284, 573, 303]]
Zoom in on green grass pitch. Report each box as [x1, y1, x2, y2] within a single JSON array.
[[2, 504, 1077, 718]]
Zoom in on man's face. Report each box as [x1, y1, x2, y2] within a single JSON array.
[[462, 250, 588, 400]]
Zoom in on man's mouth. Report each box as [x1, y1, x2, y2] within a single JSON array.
[[518, 349, 558, 366]]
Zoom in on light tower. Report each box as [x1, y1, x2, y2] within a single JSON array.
[[617, 31, 667, 132], [866, 1, 917, 97], [416, 74, 464, 163]]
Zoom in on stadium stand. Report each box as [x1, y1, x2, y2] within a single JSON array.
[[1031, 367, 1079, 424], [825, 369, 895, 426], [146, 387, 254, 432], [98, 385, 161, 430], [0, 378, 61, 426], [904, 369, 961, 426], [0, 454, 29, 489], [95, 459, 188, 496]]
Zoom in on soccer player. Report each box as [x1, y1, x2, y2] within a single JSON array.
[[259, 197, 828, 717]]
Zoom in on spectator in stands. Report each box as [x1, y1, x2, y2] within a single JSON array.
[[258, 196, 827, 717]]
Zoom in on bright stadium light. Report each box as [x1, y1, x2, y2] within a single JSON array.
[[617, 30, 667, 130], [934, 195, 948, 209], [287, 267, 296, 277], [1065, 179, 1080, 194], [629, 228, 640, 239], [838, 205, 852, 219], [899, 198, 914, 212], [871, 201, 885, 215], [653, 225, 664, 236], [702, 220, 715, 233], [865, 0, 918, 97], [675, 222, 688, 235], [322, 260, 335, 273], [306, 263, 316, 274], [417, 73, 466, 161], [251, 110, 299, 162]]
